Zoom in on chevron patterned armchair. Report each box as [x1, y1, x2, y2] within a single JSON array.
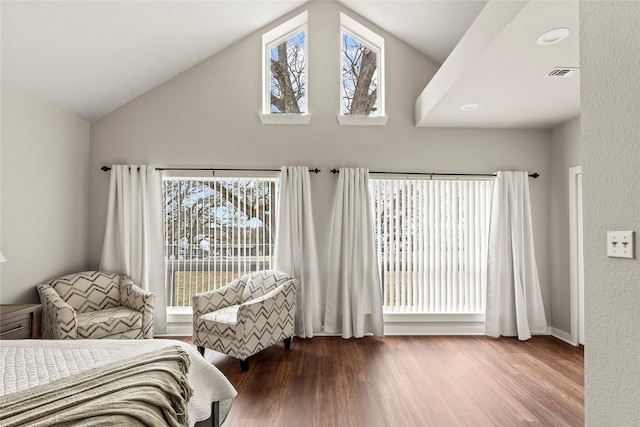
[[192, 270, 298, 372], [37, 271, 156, 340]]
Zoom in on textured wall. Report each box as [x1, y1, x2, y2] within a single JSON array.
[[1, 85, 91, 304], [549, 116, 581, 335], [581, 2, 640, 425]]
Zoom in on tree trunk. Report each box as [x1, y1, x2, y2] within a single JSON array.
[[349, 48, 377, 115], [271, 43, 301, 114]]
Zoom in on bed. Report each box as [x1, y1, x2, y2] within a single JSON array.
[[0, 339, 237, 427]]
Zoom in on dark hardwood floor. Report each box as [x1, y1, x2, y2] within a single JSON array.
[[168, 335, 584, 427]]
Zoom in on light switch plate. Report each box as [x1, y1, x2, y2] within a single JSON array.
[[607, 231, 635, 259]]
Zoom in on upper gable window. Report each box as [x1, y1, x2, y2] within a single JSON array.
[[339, 13, 387, 126], [260, 11, 310, 125]]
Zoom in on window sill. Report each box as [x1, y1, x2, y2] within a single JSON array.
[[337, 115, 388, 126], [259, 113, 311, 125], [383, 312, 485, 335], [164, 311, 486, 336], [383, 312, 484, 322], [167, 307, 192, 320]]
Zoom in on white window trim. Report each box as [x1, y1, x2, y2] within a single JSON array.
[[261, 11, 309, 123], [259, 113, 311, 125], [166, 308, 193, 336], [337, 115, 388, 126], [162, 174, 279, 311], [339, 12, 386, 124]]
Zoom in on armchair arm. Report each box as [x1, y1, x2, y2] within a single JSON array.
[[192, 277, 246, 318], [37, 284, 78, 339], [236, 279, 298, 357], [120, 277, 156, 339]]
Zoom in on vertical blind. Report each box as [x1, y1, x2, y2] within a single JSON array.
[[370, 178, 493, 313], [163, 176, 278, 307]]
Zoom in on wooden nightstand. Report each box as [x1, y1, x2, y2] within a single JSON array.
[[0, 304, 42, 339]]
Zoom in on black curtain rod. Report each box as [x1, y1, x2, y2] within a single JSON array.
[[101, 166, 321, 174], [330, 168, 539, 179]]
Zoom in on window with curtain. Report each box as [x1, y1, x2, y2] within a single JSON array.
[[369, 178, 493, 314], [163, 176, 279, 308]]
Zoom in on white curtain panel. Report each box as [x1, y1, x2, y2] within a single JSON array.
[[485, 171, 547, 340], [274, 166, 322, 338], [325, 168, 384, 338], [99, 165, 167, 334]]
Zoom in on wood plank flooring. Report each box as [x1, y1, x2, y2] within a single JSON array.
[[170, 335, 584, 427]]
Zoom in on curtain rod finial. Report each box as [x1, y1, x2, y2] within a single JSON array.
[[331, 168, 339, 174], [101, 166, 111, 172], [531, 173, 540, 179]]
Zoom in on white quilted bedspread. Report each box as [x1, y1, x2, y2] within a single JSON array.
[[1, 345, 122, 395], [0, 339, 237, 426]]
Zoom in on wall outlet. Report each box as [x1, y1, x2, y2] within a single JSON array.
[[607, 231, 635, 259]]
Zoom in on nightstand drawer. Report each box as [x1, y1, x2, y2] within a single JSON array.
[[0, 304, 42, 339], [0, 317, 31, 339]]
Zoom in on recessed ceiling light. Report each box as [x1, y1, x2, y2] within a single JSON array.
[[537, 28, 570, 46], [460, 103, 479, 111]]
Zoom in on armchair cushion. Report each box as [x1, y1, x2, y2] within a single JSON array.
[[77, 307, 143, 339], [200, 305, 240, 339]]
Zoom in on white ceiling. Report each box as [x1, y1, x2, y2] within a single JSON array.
[[415, 0, 580, 129], [341, 0, 487, 64], [1, 1, 579, 128], [1, 1, 307, 122]]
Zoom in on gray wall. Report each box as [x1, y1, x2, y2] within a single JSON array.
[[581, 2, 640, 425], [0, 85, 91, 304], [548, 116, 581, 334], [89, 1, 552, 324]]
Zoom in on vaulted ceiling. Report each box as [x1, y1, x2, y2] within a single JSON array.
[[1, 1, 579, 128]]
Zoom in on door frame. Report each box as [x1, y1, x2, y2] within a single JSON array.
[[569, 165, 584, 346]]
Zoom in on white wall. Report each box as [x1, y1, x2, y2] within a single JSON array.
[[548, 116, 581, 335], [89, 2, 552, 324], [0, 85, 91, 304], [580, 2, 640, 425]]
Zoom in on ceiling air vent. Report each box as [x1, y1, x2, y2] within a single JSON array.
[[545, 67, 579, 78]]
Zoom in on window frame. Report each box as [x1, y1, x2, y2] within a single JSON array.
[[260, 11, 310, 125], [162, 171, 280, 313], [338, 13, 387, 126]]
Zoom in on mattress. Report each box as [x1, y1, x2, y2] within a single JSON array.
[[0, 339, 237, 426]]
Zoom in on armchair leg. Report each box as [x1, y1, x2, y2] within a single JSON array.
[[197, 346, 205, 356], [284, 337, 292, 350], [240, 359, 249, 373]]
